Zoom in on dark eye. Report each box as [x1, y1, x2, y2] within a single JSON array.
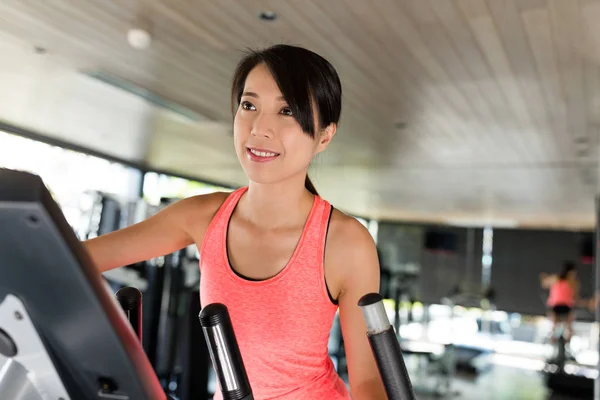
[[280, 107, 293, 116], [241, 101, 256, 111]]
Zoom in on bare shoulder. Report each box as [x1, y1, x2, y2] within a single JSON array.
[[327, 209, 375, 252], [177, 191, 230, 214], [169, 191, 231, 238], [325, 208, 380, 297]]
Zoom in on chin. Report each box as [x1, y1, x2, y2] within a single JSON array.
[[241, 165, 291, 186], [238, 154, 307, 187], [243, 171, 281, 185]]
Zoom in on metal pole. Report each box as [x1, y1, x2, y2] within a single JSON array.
[[595, 195, 600, 400], [137, 169, 147, 199], [466, 227, 474, 285]]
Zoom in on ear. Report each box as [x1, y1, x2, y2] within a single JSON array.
[[315, 123, 337, 154]]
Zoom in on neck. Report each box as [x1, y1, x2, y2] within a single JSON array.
[[240, 175, 315, 229]]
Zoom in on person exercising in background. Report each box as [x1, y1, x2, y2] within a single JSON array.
[[540, 262, 591, 342]]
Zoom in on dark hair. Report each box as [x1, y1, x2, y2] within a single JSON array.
[[559, 261, 576, 280], [231, 44, 342, 195]]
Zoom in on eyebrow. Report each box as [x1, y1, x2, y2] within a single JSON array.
[[242, 91, 286, 101]]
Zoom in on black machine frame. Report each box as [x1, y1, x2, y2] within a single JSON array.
[[0, 168, 165, 399]]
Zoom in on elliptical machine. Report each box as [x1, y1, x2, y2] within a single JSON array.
[[546, 318, 569, 374], [539, 286, 595, 396], [0, 168, 176, 400]]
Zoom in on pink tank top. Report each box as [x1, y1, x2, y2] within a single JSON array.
[[199, 187, 351, 400], [547, 279, 575, 307]]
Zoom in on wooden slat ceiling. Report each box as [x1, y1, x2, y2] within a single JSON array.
[[0, 0, 599, 230]]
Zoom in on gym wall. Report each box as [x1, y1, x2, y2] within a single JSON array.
[[490, 228, 594, 319], [376, 222, 424, 272], [418, 227, 484, 305], [376, 222, 484, 305]]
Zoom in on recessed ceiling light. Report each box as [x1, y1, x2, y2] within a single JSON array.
[[127, 28, 152, 50], [258, 11, 277, 22]]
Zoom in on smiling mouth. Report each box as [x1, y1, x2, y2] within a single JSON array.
[[247, 147, 280, 157], [246, 147, 281, 163]]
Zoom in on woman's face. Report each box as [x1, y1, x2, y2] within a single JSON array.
[[233, 63, 333, 185]]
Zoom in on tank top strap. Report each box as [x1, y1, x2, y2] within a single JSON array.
[[291, 195, 336, 307], [314, 197, 334, 261], [293, 195, 333, 267], [219, 186, 248, 220], [199, 186, 248, 268]]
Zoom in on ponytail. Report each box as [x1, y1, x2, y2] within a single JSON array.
[[559, 261, 575, 280], [305, 175, 318, 195]]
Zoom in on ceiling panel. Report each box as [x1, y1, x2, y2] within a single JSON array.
[[0, 0, 599, 229]]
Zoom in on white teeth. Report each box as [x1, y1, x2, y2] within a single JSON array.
[[250, 149, 277, 157]]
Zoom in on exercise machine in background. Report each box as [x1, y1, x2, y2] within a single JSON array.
[[0, 168, 171, 399], [542, 305, 595, 397], [441, 283, 496, 376]]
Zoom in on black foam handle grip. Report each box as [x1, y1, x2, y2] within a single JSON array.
[[359, 293, 416, 400], [115, 287, 143, 343], [199, 303, 253, 400], [367, 328, 416, 400]]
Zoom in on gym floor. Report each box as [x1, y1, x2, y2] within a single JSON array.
[[414, 365, 585, 400]]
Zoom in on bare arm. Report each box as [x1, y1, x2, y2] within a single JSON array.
[[327, 216, 387, 400], [570, 279, 591, 308], [83, 192, 228, 273], [540, 273, 557, 289]]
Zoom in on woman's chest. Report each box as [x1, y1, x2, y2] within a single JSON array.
[[227, 223, 305, 280]]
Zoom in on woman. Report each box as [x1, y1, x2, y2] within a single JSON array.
[[84, 45, 387, 399], [541, 262, 584, 342]]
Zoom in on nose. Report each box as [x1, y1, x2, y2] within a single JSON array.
[[251, 112, 274, 139]]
